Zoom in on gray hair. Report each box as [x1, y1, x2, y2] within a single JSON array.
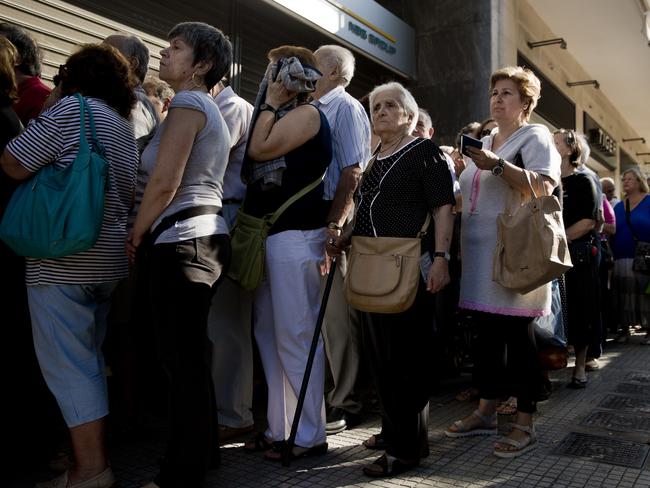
[[167, 22, 232, 91], [418, 108, 433, 130], [315, 45, 355, 87], [104, 34, 150, 83], [0, 22, 42, 76], [143, 75, 174, 102], [600, 176, 615, 188], [368, 81, 419, 134], [622, 167, 650, 193]]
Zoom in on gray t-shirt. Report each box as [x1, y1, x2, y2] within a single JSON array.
[[138, 90, 230, 243], [458, 123, 561, 317]]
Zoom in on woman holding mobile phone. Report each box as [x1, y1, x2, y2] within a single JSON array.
[[445, 66, 560, 459]]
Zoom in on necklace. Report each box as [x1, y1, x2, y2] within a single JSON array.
[[378, 134, 407, 158]]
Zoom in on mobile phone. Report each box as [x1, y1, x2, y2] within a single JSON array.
[[460, 134, 483, 157]]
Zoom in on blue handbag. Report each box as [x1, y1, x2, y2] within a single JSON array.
[[0, 94, 108, 258]]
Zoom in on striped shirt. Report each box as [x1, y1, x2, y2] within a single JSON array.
[[313, 86, 371, 199], [7, 95, 138, 285]]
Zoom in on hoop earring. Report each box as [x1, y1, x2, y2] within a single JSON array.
[[190, 72, 203, 89]]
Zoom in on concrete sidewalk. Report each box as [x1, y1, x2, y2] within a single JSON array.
[[15, 332, 650, 487]]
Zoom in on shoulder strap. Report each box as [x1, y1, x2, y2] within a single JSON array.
[[417, 213, 431, 237], [625, 199, 640, 242], [267, 171, 326, 225], [74, 93, 88, 144]]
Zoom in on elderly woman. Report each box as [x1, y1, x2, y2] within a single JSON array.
[[330, 81, 455, 477], [240, 45, 332, 461], [445, 67, 560, 458], [1, 44, 137, 488], [611, 167, 650, 345], [126, 22, 232, 488], [553, 129, 599, 387]]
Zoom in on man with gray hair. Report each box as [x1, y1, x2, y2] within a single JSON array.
[[104, 34, 158, 148], [312, 44, 371, 434]]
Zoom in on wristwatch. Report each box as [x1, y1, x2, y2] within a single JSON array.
[[491, 158, 506, 176], [433, 251, 451, 261], [259, 103, 277, 115], [327, 222, 342, 231]]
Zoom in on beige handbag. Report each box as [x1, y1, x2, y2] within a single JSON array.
[[492, 170, 572, 294], [345, 215, 430, 313]]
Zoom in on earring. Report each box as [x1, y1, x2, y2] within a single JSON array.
[[190, 72, 203, 89]]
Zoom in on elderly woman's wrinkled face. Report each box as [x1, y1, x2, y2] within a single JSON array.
[[159, 37, 196, 88], [490, 78, 527, 124], [371, 90, 411, 135], [622, 171, 641, 195]]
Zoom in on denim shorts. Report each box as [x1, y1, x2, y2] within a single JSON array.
[[27, 281, 118, 427]]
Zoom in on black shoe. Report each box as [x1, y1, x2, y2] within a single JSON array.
[[326, 408, 361, 435]]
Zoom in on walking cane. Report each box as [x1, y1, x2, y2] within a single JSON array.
[[282, 256, 337, 467]]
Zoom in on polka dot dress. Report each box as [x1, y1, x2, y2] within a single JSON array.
[[354, 138, 455, 241]]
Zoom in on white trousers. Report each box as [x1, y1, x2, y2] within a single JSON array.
[[254, 229, 327, 447], [207, 275, 253, 428]]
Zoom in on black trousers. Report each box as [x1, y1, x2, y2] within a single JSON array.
[[566, 242, 600, 348], [472, 311, 543, 414], [148, 235, 230, 488], [362, 280, 433, 460]]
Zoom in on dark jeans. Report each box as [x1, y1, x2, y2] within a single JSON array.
[[472, 311, 543, 414], [362, 279, 433, 460], [148, 235, 230, 488]]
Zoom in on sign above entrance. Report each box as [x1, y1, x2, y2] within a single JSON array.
[[266, 0, 416, 78]]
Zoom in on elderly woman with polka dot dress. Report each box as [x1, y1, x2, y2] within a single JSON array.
[[328, 81, 455, 478]]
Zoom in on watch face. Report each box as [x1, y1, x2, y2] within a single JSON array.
[[492, 165, 504, 176]]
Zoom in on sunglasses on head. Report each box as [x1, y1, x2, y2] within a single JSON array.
[[565, 130, 575, 145]]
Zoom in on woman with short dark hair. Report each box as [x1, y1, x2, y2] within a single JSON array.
[[127, 22, 233, 488], [1, 43, 138, 488]]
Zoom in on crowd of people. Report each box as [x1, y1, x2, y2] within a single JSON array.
[[0, 19, 649, 488]]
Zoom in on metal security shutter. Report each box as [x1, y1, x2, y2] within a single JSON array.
[[236, 0, 400, 104], [0, 0, 168, 85]]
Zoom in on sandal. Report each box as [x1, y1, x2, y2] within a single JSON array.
[[363, 432, 390, 450], [455, 387, 479, 402], [264, 442, 328, 462], [445, 409, 497, 438], [243, 432, 277, 453], [493, 423, 537, 458], [362, 453, 419, 478], [496, 397, 517, 415], [567, 376, 588, 389]]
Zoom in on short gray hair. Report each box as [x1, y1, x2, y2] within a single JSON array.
[[143, 75, 174, 102], [104, 34, 150, 83], [600, 176, 615, 188], [418, 108, 433, 130], [368, 81, 419, 134], [168, 22, 232, 91], [315, 45, 355, 87]]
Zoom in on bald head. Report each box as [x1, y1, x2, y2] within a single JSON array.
[[103, 34, 149, 83]]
